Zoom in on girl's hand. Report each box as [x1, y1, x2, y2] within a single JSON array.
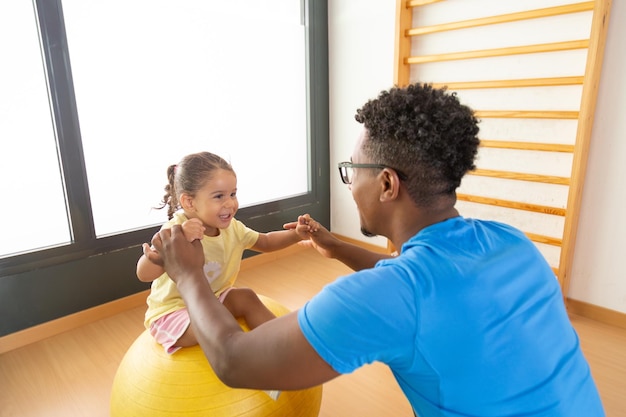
[[284, 214, 320, 240], [285, 214, 335, 259], [141, 242, 160, 265], [182, 218, 206, 242]]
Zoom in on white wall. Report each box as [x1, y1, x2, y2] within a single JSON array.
[[568, 1, 626, 313], [328, 1, 626, 313], [328, 0, 396, 248]]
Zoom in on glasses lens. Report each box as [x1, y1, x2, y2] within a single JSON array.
[[339, 165, 351, 184], [345, 167, 352, 184]]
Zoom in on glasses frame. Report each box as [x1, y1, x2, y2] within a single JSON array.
[[337, 161, 408, 185]]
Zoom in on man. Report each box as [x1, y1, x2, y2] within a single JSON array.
[[148, 83, 605, 416]]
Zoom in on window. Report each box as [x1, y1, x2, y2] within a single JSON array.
[[62, 0, 310, 236], [0, 0, 328, 336], [1, 0, 71, 256]]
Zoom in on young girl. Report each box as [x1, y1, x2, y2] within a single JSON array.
[[137, 151, 304, 361]]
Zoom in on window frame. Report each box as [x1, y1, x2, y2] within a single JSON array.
[[0, 0, 328, 335]]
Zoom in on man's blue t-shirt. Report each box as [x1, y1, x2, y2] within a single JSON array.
[[298, 217, 604, 416]]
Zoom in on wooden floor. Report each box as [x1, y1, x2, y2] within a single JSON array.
[[1, 248, 625, 417]]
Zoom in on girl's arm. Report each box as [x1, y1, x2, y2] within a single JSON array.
[[251, 229, 302, 253], [137, 244, 166, 282]]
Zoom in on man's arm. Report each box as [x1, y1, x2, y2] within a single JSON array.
[[137, 218, 205, 282], [149, 225, 340, 390], [309, 237, 392, 272]]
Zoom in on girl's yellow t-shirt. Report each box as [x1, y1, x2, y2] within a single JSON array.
[[143, 211, 259, 329]]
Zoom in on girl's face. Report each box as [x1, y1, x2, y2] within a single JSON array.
[[184, 168, 238, 237]]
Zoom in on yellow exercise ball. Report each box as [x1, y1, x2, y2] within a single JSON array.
[[110, 295, 322, 417]]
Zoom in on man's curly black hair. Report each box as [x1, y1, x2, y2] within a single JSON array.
[[355, 83, 480, 207]]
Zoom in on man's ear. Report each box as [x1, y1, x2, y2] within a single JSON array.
[[379, 169, 400, 202], [180, 193, 194, 211]]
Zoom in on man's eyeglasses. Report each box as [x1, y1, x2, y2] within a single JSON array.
[[338, 161, 408, 185]]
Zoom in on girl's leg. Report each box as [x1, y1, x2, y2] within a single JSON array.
[[175, 324, 198, 348], [221, 287, 276, 329], [150, 308, 198, 353]]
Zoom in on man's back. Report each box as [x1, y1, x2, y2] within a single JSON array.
[[390, 217, 604, 416], [299, 216, 605, 416]]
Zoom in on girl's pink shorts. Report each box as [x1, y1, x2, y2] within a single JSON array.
[[149, 308, 191, 354], [149, 288, 234, 354]]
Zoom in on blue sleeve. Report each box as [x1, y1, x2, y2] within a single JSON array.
[[297, 267, 416, 374]]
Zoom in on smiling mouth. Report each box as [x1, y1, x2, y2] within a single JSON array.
[[219, 213, 232, 221]]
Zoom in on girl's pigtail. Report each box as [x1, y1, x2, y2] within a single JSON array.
[[158, 164, 178, 220]]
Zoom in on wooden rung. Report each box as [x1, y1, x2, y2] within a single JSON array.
[[551, 266, 559, 276], [480, 140, 575, 153], [431, 76, 584, 90], [457, 193, 566, 216], [406, 40, 590, 64], [407, 0, 442, 7], [475, 110, 579, 119], [525, 232, 562, 247], [470, 168, 570, 185], [407, 2, 594, 36]]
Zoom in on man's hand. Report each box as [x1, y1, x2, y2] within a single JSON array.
[[149, 225, 205, 284], [284, 214, 320, 238], [284, 214, 337, 259]]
